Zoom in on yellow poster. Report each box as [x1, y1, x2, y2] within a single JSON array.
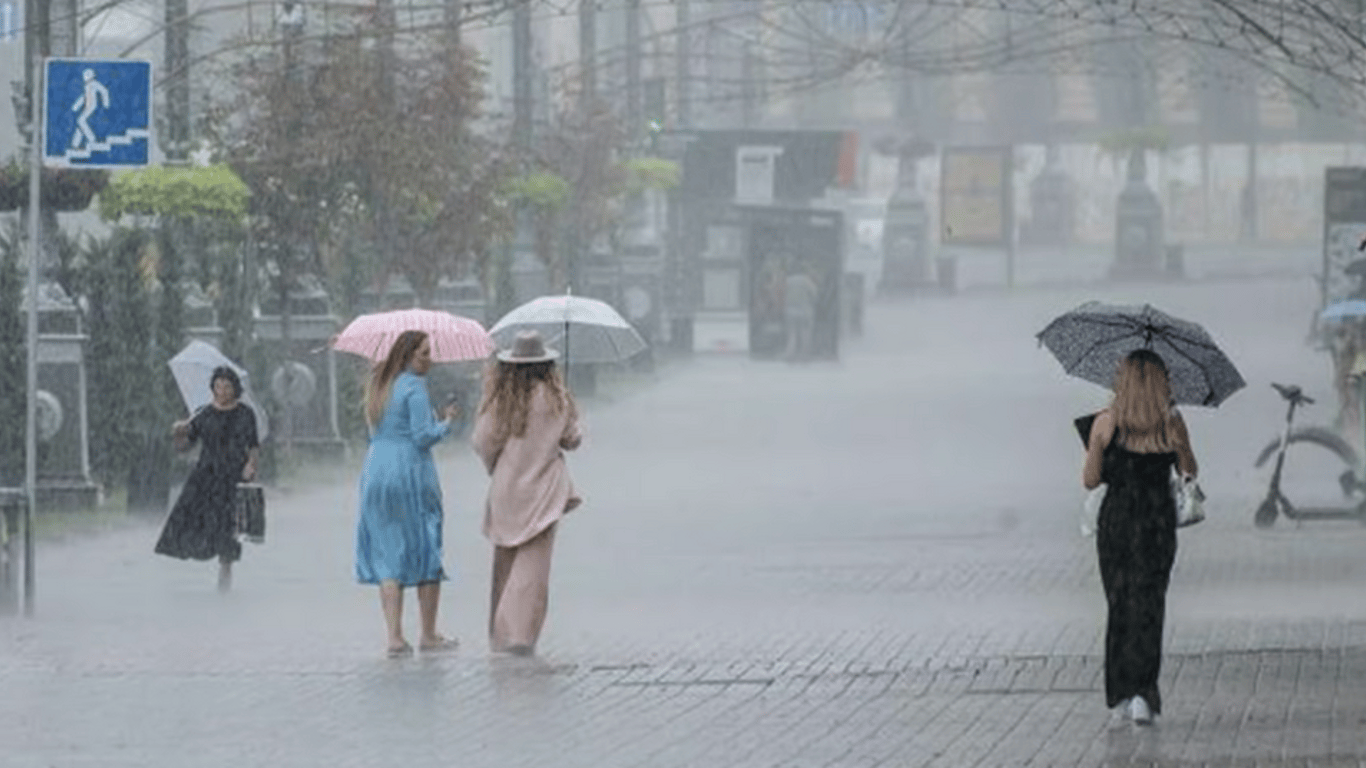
[[941, 148, 1009, 246]]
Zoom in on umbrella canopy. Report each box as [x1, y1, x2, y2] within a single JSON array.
[[490, 294, 647, 365], [1036, 301, 1246, 407], [168, 340, 270, 440], [1321, 300, 1366, 322], [332, 308, 494, 363]]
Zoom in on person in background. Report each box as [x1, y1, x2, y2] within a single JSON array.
[[1330, 318, 1366, 445], [783, 264, 819, 362], [1082, 349, 1198, 726], [472, 331, 583, 657], [354, 330, 461, 658], [155, 366, 259, 593]]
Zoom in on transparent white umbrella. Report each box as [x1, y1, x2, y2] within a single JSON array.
[[490, 292, 647, 367], [168, 340, 270, 441]]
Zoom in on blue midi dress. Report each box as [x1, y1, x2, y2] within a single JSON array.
[[355, 371, 451, 586]]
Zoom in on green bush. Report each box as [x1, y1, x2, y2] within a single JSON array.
[[502, 171, 570, 212], [622, 157, 680, 195], [99, 164, 250, 221]]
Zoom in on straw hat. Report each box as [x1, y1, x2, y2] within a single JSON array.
[[496, 330, 560, 364]]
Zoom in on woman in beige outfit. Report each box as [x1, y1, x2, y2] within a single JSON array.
[[472, 331, 583, 656]]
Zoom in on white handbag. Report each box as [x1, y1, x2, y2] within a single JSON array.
[[1082, 470, 1203, 536], [1080, 484, 1105, 537], [1171, 468, 1206, 528]]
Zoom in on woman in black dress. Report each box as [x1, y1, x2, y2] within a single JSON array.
[[155, 366, 260, 592], [1082, 349, 1198, 725]]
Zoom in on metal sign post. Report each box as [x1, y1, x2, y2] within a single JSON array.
[[20, 58, 152, 615], [23, 57, 41, 616]]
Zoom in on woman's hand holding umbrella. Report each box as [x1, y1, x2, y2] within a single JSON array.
[[171, 418, 192, 451]]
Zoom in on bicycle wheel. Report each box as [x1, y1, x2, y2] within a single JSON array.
[[1254, 426, 1361, 528]]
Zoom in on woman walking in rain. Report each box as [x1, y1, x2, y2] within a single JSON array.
[[472, 330, 583, 657], [155, 366, 260, 593], [1082, 349, 1199, 725], [355, 330, 461, 658]]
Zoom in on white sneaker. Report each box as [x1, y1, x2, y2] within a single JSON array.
[[1128, 695, 1153, 725]]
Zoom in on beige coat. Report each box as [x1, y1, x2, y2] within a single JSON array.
[[472, 382, 583, 547]]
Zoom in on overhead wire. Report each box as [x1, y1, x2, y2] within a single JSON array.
[[22, 0, 1366, 121]]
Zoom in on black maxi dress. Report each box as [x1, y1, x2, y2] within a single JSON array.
[[155, 403, 259, 563], [1096, 431, 1178, 714]]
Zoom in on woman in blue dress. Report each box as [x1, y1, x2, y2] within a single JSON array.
[[356, 330, 462, 658]]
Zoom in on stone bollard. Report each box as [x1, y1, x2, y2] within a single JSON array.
[[841, 272, 865, 336], [936, 255, 958, 295], [0, 488, 24, 615], [1165, 243, 1186, 279]]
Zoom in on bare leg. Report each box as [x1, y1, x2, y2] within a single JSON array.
[[416, 581, 455, 650], [380, 580, 408, 653], [217, 555, 232, 593]]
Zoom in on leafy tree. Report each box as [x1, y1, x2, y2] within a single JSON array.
[[207, 27, 510, 309], [0, 224, 24, 486], [153, 226, 187, 428], [83, 229, 155, 486], [0, 160, 108, 213], [99, 164, 252, 360], [517, 101, 679, 294], [532, 101, 629, 292], [504, 171, 570, 290], [622, 157, 682, 195]]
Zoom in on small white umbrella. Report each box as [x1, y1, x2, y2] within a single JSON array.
[[168, 340, 270, 440], [490, 292, 647, 367]]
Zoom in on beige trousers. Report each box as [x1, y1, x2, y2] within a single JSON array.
[[489, 523, 557, 652]]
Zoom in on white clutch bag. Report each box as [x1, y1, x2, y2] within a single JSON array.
[[1171, 468, 1206, 528]]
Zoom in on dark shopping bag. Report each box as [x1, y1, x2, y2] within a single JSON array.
[[235, 483, 266, 543], [1074, 413, 1098, 448]]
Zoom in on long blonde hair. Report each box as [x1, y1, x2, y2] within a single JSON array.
[[364, 330, 428, 428], [1111, 349, 1176, 451], [477, 360, 576, 441]]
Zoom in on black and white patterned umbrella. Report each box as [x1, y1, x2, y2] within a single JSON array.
[[1036, 301, 1246, 407]]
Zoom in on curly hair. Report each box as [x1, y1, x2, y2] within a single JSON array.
[[1111, 349, 1176, 452], [477, 359, 576, 442]]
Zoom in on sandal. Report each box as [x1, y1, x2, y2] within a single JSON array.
[[419, 636, 460, 654], [386, 642, 414, 659]]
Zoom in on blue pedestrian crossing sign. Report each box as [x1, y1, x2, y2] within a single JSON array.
[[43, 58, 152, 168]]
